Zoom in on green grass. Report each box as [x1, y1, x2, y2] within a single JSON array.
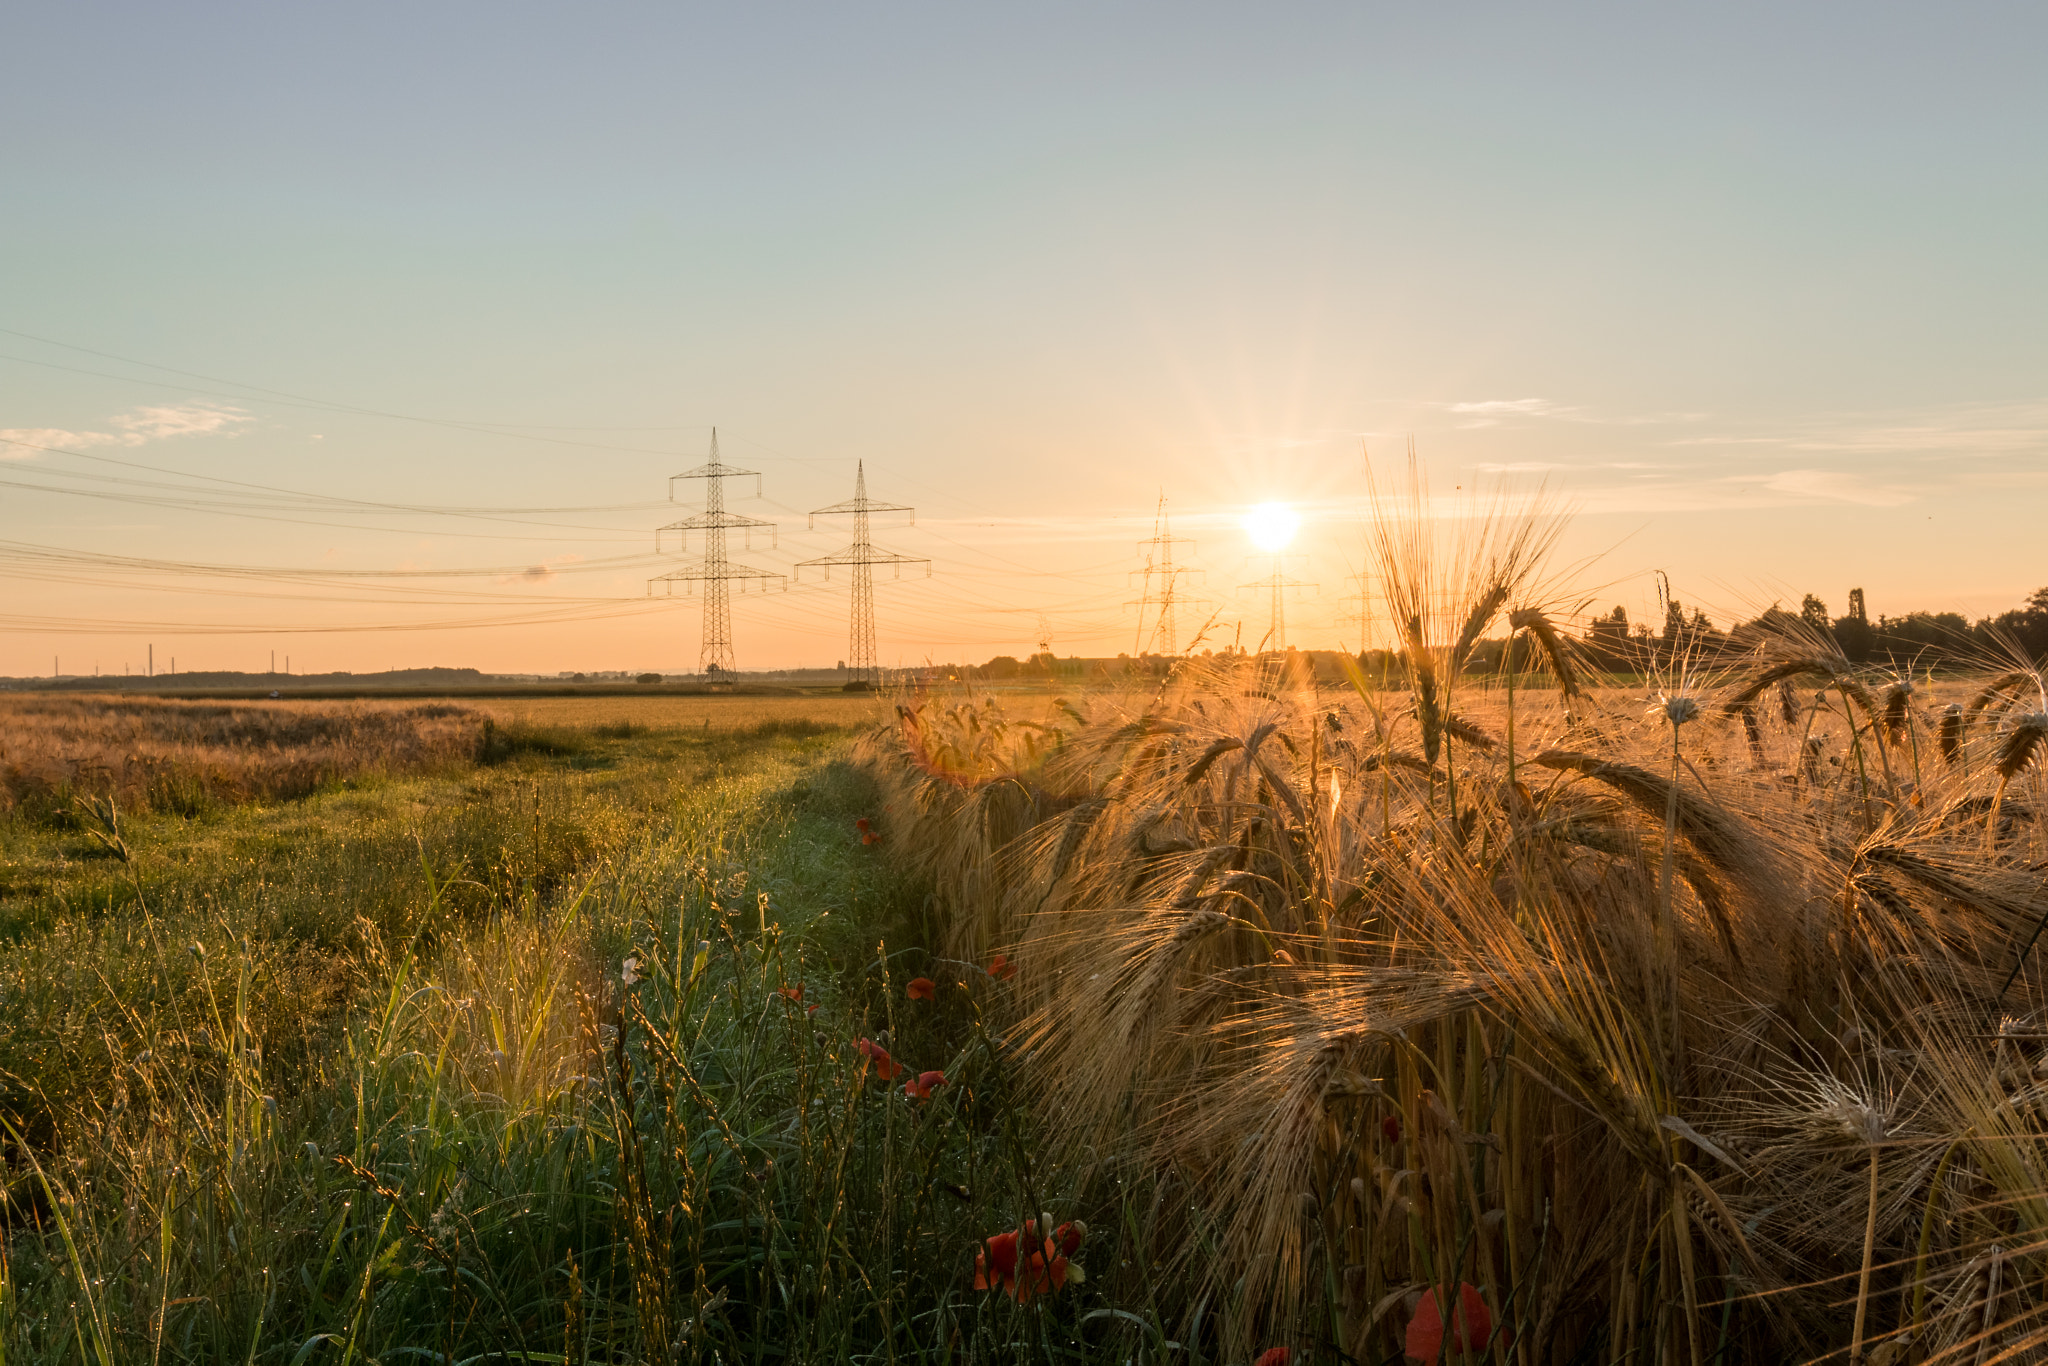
[[0, 716, 1165, 1365]]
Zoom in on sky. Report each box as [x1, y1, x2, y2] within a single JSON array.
[[2, 3, 2043, 677]]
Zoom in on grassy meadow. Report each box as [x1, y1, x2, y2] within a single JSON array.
[[0, 694, 1153, 1364]]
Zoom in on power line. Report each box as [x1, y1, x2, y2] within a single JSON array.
[[0, 598, 674, 637], [0, 432, 666, 523], [0, 332, 693, 458]]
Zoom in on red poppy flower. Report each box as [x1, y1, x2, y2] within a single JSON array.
[[862, 831, 881, 845], [855, 1037, 905, 1081], [973, 1219, 1085, 1303], [1255, 1350, 1291, 1366], [778, 983, 804, 1002], [904, 1069, 947, 1100], [907, 977, 936, 1001], [1405, 1282, 1494, 1363], [1382, 1113, 1403, 1143], [972, 1229, 1020, 1294], [987, 953, 1017, 981], [855, 817, 871, 832]]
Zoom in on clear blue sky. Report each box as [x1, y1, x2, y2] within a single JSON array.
[[2, 3, 2043, 674]]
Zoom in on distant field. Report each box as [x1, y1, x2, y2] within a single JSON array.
[[476, 690, 892, 731], [0, 692, 485, 817]]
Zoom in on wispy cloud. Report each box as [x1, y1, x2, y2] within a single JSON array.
[[1755, 468, 1919, 507], [0, 403, 252, 460], [0, 426, 108, 457], [1445, 398, 1709, 430], [1667, 401, 2048, 460], [1449, 398, 1565, 417], [500, 553, 585, 585], [1447, 398, 1571, 429]]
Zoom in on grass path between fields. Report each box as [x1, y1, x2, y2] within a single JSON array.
[[0, 719, 1155, 1365]]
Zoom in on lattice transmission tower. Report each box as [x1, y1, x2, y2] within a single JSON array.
[[1338, 570, 1372, 654], [1238, 555, 1318, 653], [796, 462, 928, 688], [647, 430, 784, 678], [1128, 493, 1202, 656]]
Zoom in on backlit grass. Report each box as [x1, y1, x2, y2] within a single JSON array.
[[0, 711, 1161, 1363]]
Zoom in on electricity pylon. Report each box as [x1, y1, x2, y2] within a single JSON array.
[[1128, 493, 1201, 656], [1238, 556, 1317, 653], [1338, 570, 1372, 654], [796, 462, 928, 688], [647, 429, 784, 678]]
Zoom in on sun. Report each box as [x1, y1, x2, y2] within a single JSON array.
[[1242, 502, 1300, 552]]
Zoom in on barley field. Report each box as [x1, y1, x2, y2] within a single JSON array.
[[862, 522, 2048, 1363]]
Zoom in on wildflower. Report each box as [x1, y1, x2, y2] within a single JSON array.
[[907, 977, 936, 1001], [1382, 1113, 1403, 1143], [779, 983, 804, 1002], [856, 816, 881, 844], [620, 956, 642, 986], [1405, 1282, 1495, 1363], [855, 1037, 904, 1081], [973, 1218, 1086, 1303], [972, 1229, 1020, 1296], [1256, 1351, 1291, 1366], [855, 817, 871, 832], [863, 831, 881, 845], [904, 1069, 947, 1100], [988, 953, 1017, 981]]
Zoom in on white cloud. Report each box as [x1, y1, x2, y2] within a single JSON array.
[[0, 426, 120, 458], [111, 404, 250, 441], [1758, 468, 1918, 507], [1449, 398, 1564, 417], [0, 403, 251, 459]]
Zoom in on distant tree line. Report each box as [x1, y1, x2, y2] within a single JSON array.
[[1576, 585, 2048, 671], [945, 586, 2047, 689]]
